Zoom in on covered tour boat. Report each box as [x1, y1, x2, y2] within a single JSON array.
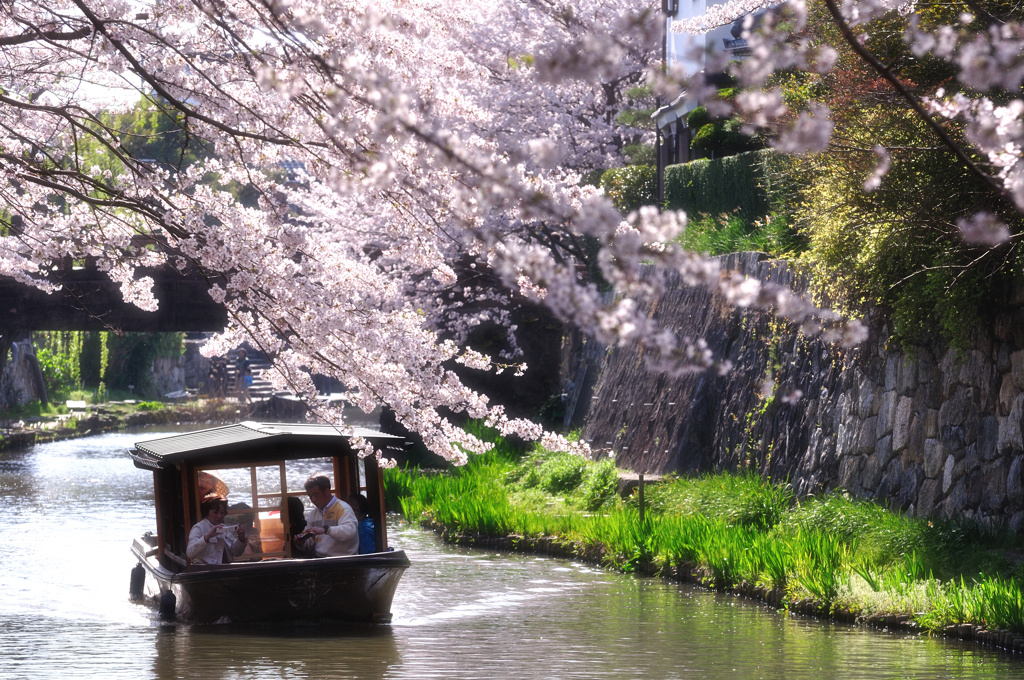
[[128, 421, 410, 624]]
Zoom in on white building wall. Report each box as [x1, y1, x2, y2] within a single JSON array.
[[655, 0, 759, 169], [660, 0, 742, 123]]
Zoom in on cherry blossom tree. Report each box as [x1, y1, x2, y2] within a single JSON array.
[[0, 0, 861, 462]]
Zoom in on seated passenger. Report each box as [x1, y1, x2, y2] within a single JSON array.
[[286, 496, 308, 556], [227, 502, 263, 561], [348, 494, 376, 554], [187, 493, 247, 565], [295, 474, 358, 557]]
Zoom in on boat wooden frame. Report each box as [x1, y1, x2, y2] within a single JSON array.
[[128, 421, 411, 624]]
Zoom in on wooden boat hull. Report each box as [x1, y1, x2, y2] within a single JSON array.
[[132, 538, 410, 624]]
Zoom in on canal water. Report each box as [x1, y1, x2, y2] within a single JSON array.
[[2, 430, 1023, 680]]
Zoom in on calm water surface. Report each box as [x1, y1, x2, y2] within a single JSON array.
[[1, 430, 1022, 679]]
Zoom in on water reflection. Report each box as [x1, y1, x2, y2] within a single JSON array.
[[2, 430, 1024, 680], [152, 624, 399, 680]]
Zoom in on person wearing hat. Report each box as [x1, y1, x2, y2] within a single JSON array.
[[186, 493, 248, 565], [197, 470, 229, 498], [295, 474, 358, 557]]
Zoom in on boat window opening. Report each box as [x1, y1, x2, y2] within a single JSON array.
[[195, 463, 293, 560], [285, 457, 334, 494], [185, 453, 371, 563]]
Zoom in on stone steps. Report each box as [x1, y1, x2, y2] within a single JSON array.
[[224, 347, 276, 400]]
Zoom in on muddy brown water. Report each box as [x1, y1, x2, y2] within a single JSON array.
[[1, 430, 1023, 679]]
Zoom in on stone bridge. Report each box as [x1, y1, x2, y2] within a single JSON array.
[[0, 259, 227, 332]]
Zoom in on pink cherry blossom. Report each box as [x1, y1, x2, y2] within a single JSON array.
[[0, 0, 903, 463]]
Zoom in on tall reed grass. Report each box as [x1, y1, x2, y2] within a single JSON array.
[[917, 576, 1024, 632], [384, 433, 1024, 634]]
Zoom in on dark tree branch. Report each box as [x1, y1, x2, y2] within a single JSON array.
[[0, 27, 91, 46]]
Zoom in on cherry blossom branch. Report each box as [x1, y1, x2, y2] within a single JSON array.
[[68, 0, 297, 147]]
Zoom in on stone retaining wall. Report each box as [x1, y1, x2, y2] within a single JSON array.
[[150, 338, 214, 397], [574, 253, 1024, 528]]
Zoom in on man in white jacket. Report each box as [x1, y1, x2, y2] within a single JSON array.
[[298, 474, 358, 557]]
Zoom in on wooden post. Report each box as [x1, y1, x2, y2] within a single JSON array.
[[279, 462, 292, 558], [639, 473, 645, 525], [364, 456, 388, 552], [181, 464, 194, 535], [333, 455, 352, 498], [153, 472, 164, 562]]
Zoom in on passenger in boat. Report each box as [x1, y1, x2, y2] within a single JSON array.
[[286, 496, 308, 555], [348, 494, 376, 554], [297, 474, 358, 557], [227, 502, 263, 561], [186, 493, 248, 565]]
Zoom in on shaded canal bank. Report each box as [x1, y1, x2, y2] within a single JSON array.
[[5, 430, 1024, 680], [569, 254, 1024, 531]]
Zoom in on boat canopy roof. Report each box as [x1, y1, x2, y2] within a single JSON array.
[[130, 421, 403, 469]]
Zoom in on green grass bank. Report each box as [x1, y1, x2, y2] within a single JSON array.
[[384, 425, 1024, 650]]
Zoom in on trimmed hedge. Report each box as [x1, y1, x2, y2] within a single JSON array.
[[664, 149, 770, 220], [600, 164, 657, 214]]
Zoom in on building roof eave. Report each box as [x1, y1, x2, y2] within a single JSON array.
[[653, 91, 693, 129]]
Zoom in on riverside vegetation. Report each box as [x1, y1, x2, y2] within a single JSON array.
[[0, 397, 262, 452], [385, 423, 1024, 640]]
